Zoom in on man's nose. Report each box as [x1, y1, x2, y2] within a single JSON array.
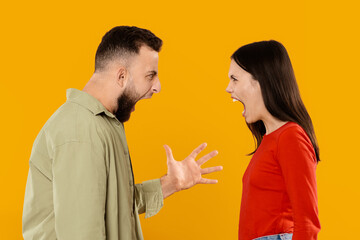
[[152, 77, 161, 93]]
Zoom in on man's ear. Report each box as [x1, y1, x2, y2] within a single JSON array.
[[116, 66, 129, 89]]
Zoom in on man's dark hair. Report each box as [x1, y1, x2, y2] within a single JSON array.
[[95, 26, 163, 71]]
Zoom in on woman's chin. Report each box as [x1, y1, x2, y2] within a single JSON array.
[[244, 117, 256, 124]]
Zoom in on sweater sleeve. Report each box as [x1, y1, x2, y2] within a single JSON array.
[[277, 126, 321, 240]]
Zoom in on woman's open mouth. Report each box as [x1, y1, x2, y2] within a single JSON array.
[[232, 98, 246, 116]]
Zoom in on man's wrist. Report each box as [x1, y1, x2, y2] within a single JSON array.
[[160, 174, 180, 199]]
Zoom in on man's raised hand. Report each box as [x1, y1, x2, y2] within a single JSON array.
[[160, 143, 223, 199]]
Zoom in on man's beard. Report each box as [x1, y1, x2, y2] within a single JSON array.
[[115, 87, 138, 123]]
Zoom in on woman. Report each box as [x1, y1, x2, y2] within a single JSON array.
[[226, 40, 321, 240]]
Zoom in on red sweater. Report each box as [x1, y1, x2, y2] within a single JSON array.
[[238, 122, 321, 240]]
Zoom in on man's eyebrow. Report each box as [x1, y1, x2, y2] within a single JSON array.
[[146, 70, 157, 76]]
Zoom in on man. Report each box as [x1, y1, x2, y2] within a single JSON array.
[[22, 26, 222, 240]]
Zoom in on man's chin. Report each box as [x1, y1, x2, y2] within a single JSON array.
[[115, 112, 132, 123]]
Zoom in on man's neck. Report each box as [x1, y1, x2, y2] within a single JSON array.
[[83, 74, 116, 114]]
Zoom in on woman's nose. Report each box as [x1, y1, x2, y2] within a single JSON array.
[[226, 82, 232, 93]]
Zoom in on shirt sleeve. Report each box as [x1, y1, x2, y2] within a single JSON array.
[[134, 179, 164, 218], [277, 127, 321, 240], [52, 141, 107, 240], [23, 161, 57, 240]]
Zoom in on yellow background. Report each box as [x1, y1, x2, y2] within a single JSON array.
[[1, 0, 359, 239]]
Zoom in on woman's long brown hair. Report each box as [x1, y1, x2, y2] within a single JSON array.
[[231, 40, 320, 162]]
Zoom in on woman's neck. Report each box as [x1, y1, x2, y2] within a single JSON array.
[[262, 115, 288, 135]]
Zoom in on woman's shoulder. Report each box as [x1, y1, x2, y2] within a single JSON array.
[[277, 122, 309, 140], [265, 121, 306, 140], [276, 122, 315, 155], [275, 122, 317, 164]]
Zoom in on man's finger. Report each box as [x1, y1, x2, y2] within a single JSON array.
[[189, 142, 207, 159], [200, 166, 223, 175], [163, 145, 174, 163], [197, 150, 218, 166], [199, 178, 218, 184]]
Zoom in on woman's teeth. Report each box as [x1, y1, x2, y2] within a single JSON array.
[[232, 99, 245, 116]]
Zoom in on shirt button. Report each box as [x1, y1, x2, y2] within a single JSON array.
[[129, 181, 133, 187]]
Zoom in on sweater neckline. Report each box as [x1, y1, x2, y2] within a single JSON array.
[[263, 121, 292, 138]]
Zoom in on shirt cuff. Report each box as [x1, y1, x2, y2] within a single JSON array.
[[140, 179, 164, 218]]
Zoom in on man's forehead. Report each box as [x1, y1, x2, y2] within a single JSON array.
[[126, 48, 158, 72], [138, 45, 159, 58]]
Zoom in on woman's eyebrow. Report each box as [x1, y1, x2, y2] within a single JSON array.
[[230, 74, 237, 80]]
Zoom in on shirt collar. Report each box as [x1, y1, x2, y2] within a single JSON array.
[[66, 88, 116, 119]]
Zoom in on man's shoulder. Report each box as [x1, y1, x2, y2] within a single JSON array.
[[29, 100, 111, 178], [42, 101, 109, 147]]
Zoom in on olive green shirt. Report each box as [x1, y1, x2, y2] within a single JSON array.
[[22, 88, 164, 240]]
